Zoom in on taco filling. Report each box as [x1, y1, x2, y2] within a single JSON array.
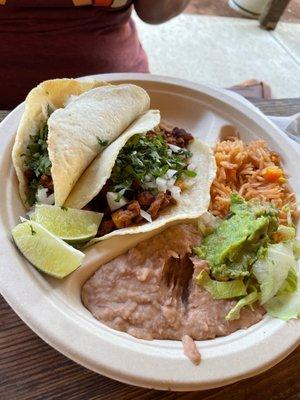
[[23, 106, 54, 206], [13, 80, 151, 209], [85, 127, 197, 236]]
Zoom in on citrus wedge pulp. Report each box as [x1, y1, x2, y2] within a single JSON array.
[[31, 205, 103, 244], [12, 220, 85, 279]]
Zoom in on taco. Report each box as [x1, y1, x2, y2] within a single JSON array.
[[65, 110, 216, 242], [12, 79, 150, 208]]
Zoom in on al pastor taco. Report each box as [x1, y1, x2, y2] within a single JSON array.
[[65, 110, 216, 241], [12, 79, 150, 208]]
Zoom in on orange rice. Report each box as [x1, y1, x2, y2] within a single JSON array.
[[209, 137, 298, 225]]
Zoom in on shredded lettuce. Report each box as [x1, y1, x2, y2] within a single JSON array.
[[194, 195, 299, 323], [196, 270, 247, 299], [226, 289, 259, 321], [264, 282, 300, 321], [252, 242, 296, 305], [293, 240, 300, 260], [277, 266, 298, 295]]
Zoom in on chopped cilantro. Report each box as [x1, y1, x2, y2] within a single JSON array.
[[97, 137, 109, 147], [47, 104, 54, 117], [113, 181, 133, 201], [110, 134, 194, 197], [29, 224, 36, 236], [182, 169, 197, 178], [25, 121, 51, 176], [27, 180, 39, 207], [24, 105, 54, 205], [61, 206, 68, 211]]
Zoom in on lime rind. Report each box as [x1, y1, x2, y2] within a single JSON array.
[[12, 220, 85, 279], [30, 205, 103, 243]]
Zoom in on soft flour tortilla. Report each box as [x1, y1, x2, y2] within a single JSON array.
[[65, 109, 161, 209], [12, 79, 150, 208], [12, 79, 107, 208], [65, 110, 216, 243], [48, 83, 150, 206]]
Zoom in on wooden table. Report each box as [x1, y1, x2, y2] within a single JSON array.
[[1, 98, 300, 400]]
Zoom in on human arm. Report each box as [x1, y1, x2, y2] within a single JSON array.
[[134, 0, 191, 24]]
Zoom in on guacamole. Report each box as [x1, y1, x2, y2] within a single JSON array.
[[194, 195, 278, 280]]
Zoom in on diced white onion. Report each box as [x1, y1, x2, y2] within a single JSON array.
[[140, 209, 152, 222], [36, 188, 54, 205], [165, 169, 177, 179], [170, 185, 181, 201], [143, 181, 157, 190], [36, 187, 47, 203], [156, 177, 168, 193], [46, 193, 55, 205], [106, 192, 128, 212], [168, 144, 181, 153], [166, 178, 176, 188]]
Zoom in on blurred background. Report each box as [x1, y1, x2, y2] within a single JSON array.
[[133, 0, 300, 98], [0, 0, 299, 108]]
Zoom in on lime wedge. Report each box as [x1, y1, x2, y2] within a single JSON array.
[[31, 205, 103, 243], [12, 220, 85, 279]]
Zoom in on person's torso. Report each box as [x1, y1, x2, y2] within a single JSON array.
[[0, 0, 134, 32], [0, 0, 149, 108], [0, 0, 131, 8]]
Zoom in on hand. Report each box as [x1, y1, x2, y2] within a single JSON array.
[[134, 0, 192, 24]]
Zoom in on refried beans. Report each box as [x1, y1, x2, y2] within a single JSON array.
[[82, 224, 265, 362]]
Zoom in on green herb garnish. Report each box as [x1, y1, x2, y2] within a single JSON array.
[[27, 180, 40, 207], [27, 121, 51, 173], [61, 206, 68, 211], [97, 137, 109, 147], [24, 105, 54, 206], [30, 224, 36, 236], [110, 134, 194, 197], [47, 104, 54, 117]]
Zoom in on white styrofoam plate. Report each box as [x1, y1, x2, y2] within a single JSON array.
[[0, 73, 299, 391]]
